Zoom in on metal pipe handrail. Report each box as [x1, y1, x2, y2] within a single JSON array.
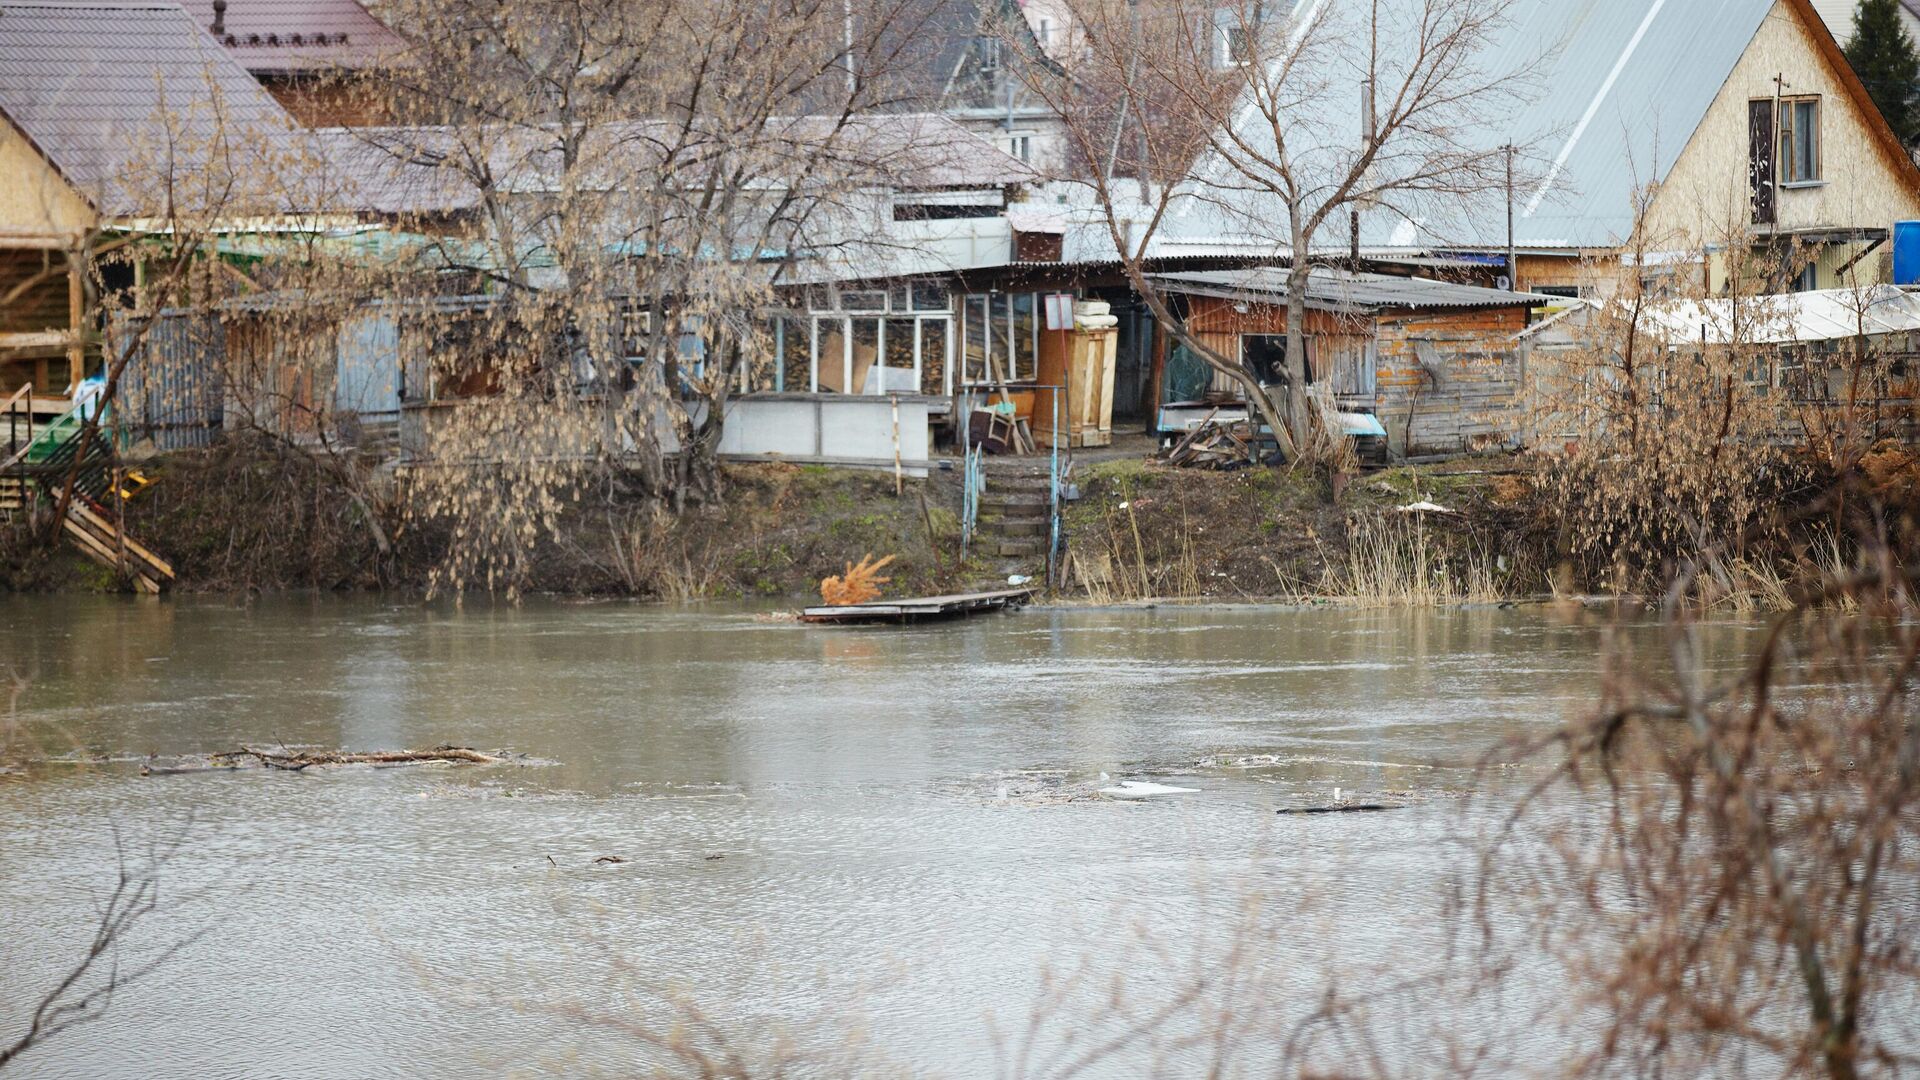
[[2, 383, 30, 467]]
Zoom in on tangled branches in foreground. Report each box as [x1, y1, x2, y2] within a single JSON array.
[[1481, 558, 1920, 1078]]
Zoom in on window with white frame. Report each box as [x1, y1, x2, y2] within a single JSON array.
[[974, 35, 1000, 74], [960, 291, 1044, 385], [1223, 24, 1252, 65], [1779, 96, 1821, 184], [779, 281, 954, 395]]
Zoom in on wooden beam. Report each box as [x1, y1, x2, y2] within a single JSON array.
[[66, 247, 84, 389], [0, 331, 71, 351], [0, 233, 83, 251]]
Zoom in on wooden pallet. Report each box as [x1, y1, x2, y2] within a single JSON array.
[[800, 586, 1036, 625]]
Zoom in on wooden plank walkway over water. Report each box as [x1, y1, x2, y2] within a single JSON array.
[[800, 586, 1037, 625]]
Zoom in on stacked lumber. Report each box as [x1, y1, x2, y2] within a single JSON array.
[[1165, 417, 1261, 469]]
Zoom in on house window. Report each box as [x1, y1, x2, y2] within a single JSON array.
[[974, 36, 1001, 74], [1779, 96, 1821, 184], [1221, 24, 1252, 67], [960, 292, 1042, 384]]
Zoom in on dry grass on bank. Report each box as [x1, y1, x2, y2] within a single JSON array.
[[1292, 514, 1506, 606], [1063, 458, 1529, 605]]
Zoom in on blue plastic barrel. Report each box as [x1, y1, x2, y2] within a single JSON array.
[[1894, 221, 1920, 285]]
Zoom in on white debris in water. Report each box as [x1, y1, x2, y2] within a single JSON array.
[[1100, 780, 1201, 799]]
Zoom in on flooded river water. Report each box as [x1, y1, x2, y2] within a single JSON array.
[[0, 597, 1767, 1077]]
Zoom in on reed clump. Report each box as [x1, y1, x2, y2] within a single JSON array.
[[1290, 513, 1505, 606]]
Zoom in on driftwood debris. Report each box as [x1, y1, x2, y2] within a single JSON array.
[[1275, 803, 1405, 815], [212, 746, 507, 771]]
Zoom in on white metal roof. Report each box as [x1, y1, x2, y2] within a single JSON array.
[[1170, 0, 1788, 254], [1638, 285, 1920, 344]]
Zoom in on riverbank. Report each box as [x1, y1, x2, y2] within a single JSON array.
[[4, 438, 1914, 605]]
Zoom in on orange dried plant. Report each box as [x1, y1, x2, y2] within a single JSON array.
[[820, 553, 895, 606]]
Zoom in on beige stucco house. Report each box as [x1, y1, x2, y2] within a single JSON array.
[[1178, 0, 1920, 301], [1566, 0, 1920, 298], [1508, 0, 1920, 298]]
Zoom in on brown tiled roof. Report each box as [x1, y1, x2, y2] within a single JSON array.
[[174, 0, 406, 72], [0, 2, 307, 215]]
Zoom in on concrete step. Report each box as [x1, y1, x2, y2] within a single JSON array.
[[982, 495, 1048, 513], [988, 477, 1054, 496], [983, 518, 1049, 538], [991, 538, 1046, 557]]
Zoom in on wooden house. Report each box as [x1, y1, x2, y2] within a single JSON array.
[[0, 1, 313, 404]]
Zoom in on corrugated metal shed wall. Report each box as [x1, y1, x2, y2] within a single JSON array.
[[117, 313, 225, 451]]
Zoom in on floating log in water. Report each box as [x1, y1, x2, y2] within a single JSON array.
[[212, 746, 507, 771], [1276, 803, 1405, 815]]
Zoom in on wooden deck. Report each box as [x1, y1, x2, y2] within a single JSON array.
[[800, 586, 1037, 624]]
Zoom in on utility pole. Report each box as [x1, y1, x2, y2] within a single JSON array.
[[843, 0, 856, 97], [1505, 144, 1516, 291], [1353, 79, 1374, 273]]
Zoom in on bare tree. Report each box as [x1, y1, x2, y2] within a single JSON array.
[[285, 0, 998, 592], [1015, 0, 1539, 459], [1478, 561, 1920, 1078], [1522, 208, 1800, 600], [0, 825, 198, 1073]]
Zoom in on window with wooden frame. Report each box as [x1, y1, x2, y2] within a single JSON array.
[[1779, 96, 1821, 185]]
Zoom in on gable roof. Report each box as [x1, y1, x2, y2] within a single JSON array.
[[0, 1, 308, 216], [1172, 0, 1919, 256], [172, 0, 407, 73]]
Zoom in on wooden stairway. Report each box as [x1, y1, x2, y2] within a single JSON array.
[[4, 387, 175, 591], [61, 499, 174, 594]]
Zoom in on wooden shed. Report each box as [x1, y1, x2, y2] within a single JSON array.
[[1149, 268, 1541, 456]]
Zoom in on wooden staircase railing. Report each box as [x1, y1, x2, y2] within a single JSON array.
[[2, 390, 175, 590], [61, 499, 174, 594]]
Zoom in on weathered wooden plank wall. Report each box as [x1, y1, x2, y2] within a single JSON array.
[[1358, 307, 1529, 455], [1179, 295, 1366, 393]]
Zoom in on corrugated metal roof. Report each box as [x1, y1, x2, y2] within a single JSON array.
[[1170, 0, 1780, 254], [1150, 266, 1541, 312], [0, 1, 304, 216], [1638, 285, 1920, 344], [173, 0, 406, 72], [319, 113, 1036, 216]]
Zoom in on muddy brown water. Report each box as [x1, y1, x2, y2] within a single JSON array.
[[0, 596, 1770, 1077]]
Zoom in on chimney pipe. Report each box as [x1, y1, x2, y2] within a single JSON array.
[[211, 0, 226, 37]]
